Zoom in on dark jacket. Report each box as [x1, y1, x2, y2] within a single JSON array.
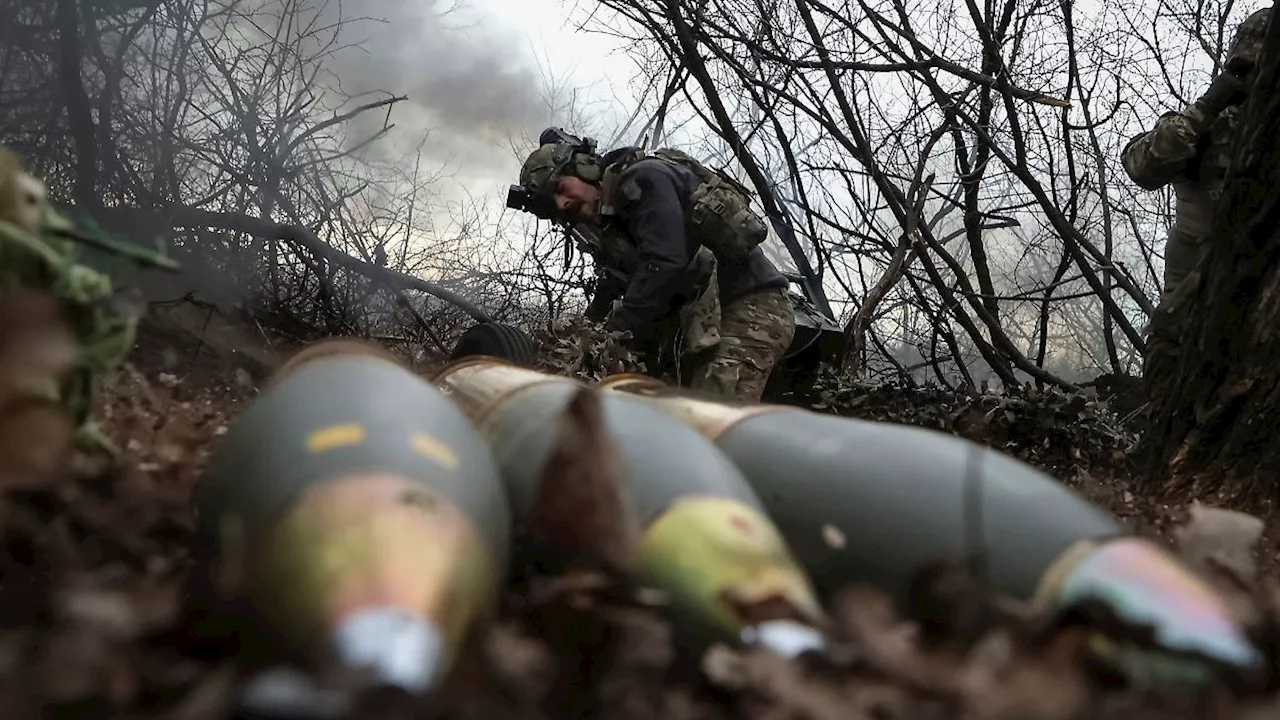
[[599, 157, 787, 339]]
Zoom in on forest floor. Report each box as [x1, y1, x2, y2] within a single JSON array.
[[3, 312, 1280, 720]]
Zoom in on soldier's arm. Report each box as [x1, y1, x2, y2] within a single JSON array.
[[1121, 109, 1210, 190], [606, 165, 695, 339], [584, 269, 626, 321]]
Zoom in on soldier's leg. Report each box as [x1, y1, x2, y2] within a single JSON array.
[[1144, 229, 1208, 400], [1161, 229, 1202, 306], [690, 287, 795, 403]]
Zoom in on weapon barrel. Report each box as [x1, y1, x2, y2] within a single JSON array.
[[197, 341, 510, 713], [597, 375, 1261, 673], [433, 357, 825, 651]]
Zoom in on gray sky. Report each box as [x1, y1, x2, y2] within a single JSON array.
[[328, 0, 635, 199]]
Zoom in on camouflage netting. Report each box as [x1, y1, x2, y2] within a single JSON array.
[[3, 298, 1280, 719], [802, 372, 1140, 477]]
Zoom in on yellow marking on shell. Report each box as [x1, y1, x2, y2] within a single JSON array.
[[306, 424, 366, 453], [410, 432, 459, 470]]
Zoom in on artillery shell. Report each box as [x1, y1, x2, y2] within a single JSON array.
[[197, 343, 510, 703], [599, 374, 1119, 601], [1033, 536, 1262, 676], [433, 357, 825, 650], [598, 376, 1261, 677]]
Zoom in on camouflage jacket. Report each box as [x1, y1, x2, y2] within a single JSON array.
[[1122, 104, 1238, 243]]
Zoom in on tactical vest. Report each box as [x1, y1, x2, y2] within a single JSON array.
[[598, 148, 768, 265]]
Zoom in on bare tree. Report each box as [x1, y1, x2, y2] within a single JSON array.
[[0, 0, 512, 356], [529, 0, 1246, 390]]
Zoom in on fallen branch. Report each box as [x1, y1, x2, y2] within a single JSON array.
[[98, 204, 494, 323]]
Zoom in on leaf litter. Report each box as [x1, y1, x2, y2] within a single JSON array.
[[0, 315, 1277, 718]]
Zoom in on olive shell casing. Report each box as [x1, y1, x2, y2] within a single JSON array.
[[198, 352, 510, 564], [600, 380, 1123, 602], [435, 357, 760, 523], [1034, 536, 1261, 673], [637, 495, 824, 639], [435, 358, 826, 643]]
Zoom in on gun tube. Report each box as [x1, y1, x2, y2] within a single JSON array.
[[432, 357, 826, 652], [197, 345, 510, 714], [598, 375, 1261, 673]]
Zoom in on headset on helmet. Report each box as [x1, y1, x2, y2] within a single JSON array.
[[543, 127, 603, 184], [507, 128, 603, 219]]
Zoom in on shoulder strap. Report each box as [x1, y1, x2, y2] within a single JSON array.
[[598, 149, 649, 217], [651, 148, 756, 198]]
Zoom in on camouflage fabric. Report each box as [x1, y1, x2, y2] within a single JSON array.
[[689, 286, 794, 403], [520, 144, 561, 196], [1123, 105, 1236, 311], [1123, 8, 1270, 311], [585, 223, 722, 363], [1124, 8, 1270, 398], [675, 247, 721, 357], [0, 147, 160, 451], [599, 151, 768, 265], [1227, 7, 1269, 69], [519, 142, 603, 197]]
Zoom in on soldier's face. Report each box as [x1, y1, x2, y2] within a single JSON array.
[[554, 175, 600, 223]]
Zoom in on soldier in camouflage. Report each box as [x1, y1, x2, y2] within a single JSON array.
[[1122, 7, 1269, 390], [518, 132, 795, 402]]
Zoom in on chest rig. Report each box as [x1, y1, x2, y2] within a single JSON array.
[[595, 148, 769, 267]]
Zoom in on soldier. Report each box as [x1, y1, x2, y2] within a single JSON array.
[[516, 130, 796, 402], [1122, 7, 1269, 390]]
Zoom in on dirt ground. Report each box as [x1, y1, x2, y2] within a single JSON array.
[[3, 316, 1280, 720]]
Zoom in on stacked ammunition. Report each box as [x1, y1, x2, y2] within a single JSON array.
[[196, 344, 1263, 716]]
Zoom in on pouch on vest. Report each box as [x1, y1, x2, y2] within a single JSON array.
[[601, 149, 768, 266], [687, 175, 768, 265]]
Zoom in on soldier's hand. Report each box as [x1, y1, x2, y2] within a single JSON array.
[[1197, 69, 1249, 114]]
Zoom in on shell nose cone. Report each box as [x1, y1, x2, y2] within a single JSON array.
[[233, 606, 446, 720], [1056, 538, 1263, 672], [330, 606, 446, 694], [740, 620, 826, 658]]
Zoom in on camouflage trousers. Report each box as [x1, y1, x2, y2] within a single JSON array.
[[1143, 225, 1211, 400], [687, 286, 795, 403]]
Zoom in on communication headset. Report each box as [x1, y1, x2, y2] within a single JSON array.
[[541, 127, 604, 184]]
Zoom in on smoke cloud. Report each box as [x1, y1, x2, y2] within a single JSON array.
[[324, 0, 551, 182]]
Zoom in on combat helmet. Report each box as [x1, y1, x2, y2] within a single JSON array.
[[517, 128, 605, 198], [1226, 6, 1272, 72]]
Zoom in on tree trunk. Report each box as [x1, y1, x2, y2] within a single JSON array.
[[1144, 5, 1280, 503]]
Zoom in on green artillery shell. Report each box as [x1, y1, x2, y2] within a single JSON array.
[[197, 343, 510, 698], [598, 374, 1119, 601], [598, 375, 1261, 675], [433, 357, 825, 647]]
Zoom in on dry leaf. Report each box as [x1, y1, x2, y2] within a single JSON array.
[[703, 644, 879, 720], [958, 628, 1093, 720], [834, 586, 961, 695]]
